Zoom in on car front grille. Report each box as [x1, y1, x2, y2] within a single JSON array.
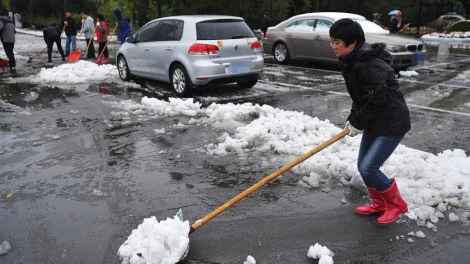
[[406, 44, 424, 52]]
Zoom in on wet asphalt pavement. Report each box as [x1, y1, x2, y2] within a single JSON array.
[[1, 33, 469, 264]]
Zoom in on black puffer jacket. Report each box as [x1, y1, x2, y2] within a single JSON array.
[[339, 42, 411, 136]]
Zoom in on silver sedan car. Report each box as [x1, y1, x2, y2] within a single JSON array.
[[263, 12, 425, 70], [117, 15, 264, 96]]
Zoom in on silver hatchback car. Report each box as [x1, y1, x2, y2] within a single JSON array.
[[116, 15, 264, 96], [263, 12, 425, 70]]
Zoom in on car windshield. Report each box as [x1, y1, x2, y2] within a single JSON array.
[[355, 19, 390, 35], [196, 20, 255, 40]]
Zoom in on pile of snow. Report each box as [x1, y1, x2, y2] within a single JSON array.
[[399, 70, 419, 77], [243, 255, 256, 264], [105, 97, 470, 229], [454, 69, 470, 82], [29, 60, 119, 84], [117, 210, 189, 264], [307, 243, 334, 264]]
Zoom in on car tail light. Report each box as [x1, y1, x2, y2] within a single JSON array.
[[264, 33, 268, 39], [188, 44, 219, 55], [251, 41, 262, 51]]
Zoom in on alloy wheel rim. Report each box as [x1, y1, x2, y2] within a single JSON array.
[[275, 45, 286, 62], [173, 68, 185, 93], [118, 58, 127, 79]]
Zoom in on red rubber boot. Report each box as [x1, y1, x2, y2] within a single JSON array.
[[377, 180, 408, 225], [356, 188, 386, 215]]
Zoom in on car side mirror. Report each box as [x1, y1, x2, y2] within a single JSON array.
[[126, 36, 134, 43]]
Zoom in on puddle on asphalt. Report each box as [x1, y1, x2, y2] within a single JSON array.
[[0, 82, 79, 109]]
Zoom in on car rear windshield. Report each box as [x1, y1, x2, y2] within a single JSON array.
[[196, 19, 255, 40]]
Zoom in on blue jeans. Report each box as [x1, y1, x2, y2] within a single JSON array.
[[357, 130, 404, 191], [65, 35, 77, 54]]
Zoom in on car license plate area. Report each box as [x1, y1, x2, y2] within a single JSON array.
[[229, 61, 254, 74], [411, 52, 426, 66]]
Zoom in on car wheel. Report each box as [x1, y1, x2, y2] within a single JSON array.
[[171, 64, 192, 96], [273, 42, 290, 64], [117, 55, 133, 81], [237, 78, 258, 88]]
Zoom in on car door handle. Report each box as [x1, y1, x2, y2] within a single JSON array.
[[145, 48, 150, 51], [314, 35, 321, 40], [287, 33, 292, 38], [165, 47, 173, 51]]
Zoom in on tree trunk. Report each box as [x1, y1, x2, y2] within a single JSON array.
[[156, 0, 162, 18]]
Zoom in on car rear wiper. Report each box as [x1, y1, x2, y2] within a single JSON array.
[[231, 35, 249, 39]]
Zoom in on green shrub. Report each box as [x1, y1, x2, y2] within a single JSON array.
[[448, 21, 470, 32], [23, 14, 61, 29]]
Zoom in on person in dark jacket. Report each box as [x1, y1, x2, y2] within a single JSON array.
[[0, 10, 16, 69], [329, 18, 410, 225], [95, 14, 110, 64], [260, 12, 273, 37], [43, 24, 66, 62], [113, 8, 132, 45], [59, 10, 77, 56], [389, 12, 407, 33]]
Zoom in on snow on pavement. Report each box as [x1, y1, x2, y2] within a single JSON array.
[[32, 60, 119, 84], [307, 243, 335, 264], [117, 210, 189, 264], [104, 96, 470, 227]]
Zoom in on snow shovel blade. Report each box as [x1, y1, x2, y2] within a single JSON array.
[[176, 209, 190, 260], [28, 47, 48, 62], [67, 50, 82, 63]]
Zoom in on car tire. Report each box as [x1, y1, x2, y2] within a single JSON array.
[[117, 55, 133, 81], [237, 78, 258, 88], [171, 64, 192, 96], [273, 42, 290, 65]]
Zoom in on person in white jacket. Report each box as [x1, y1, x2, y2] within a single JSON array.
[[81, 12, 95, 59]]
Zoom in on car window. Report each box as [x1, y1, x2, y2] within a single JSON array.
[[156, 20, 181, 41], [315, 19, 333, 33], [285, 19, 315, 33], [135, 21, 161, 42], [173, 21, 184, 40], [196, 20, 255, 40]]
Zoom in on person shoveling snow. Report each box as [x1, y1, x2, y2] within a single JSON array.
[[330, 19, 410, 224]]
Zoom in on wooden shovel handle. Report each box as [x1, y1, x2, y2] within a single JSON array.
[[189, 128, 350, 234], [33, 47, 48, 59], [96, 24, 118, 59]]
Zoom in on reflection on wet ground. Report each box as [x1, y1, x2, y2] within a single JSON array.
[[0, 82, 79, 109]]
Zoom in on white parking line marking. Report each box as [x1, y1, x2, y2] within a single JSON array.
[[400, 79, 470, 89], [264, 63, 340, 73], [412, 57, 470, 71], [260, 80, 470, 117]]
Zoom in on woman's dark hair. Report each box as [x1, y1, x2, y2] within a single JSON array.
[[329, 18, 365, 47], [97, 14, 105, 21]]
